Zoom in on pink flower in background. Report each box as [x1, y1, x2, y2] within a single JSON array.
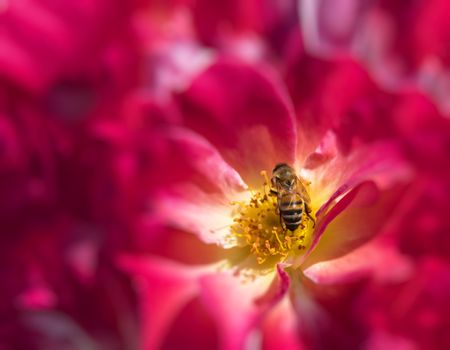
[[0, 0, 141, 92], [1, 1, 450, 350], [299, 0, 450, 114], [0, 1, 143, 349]]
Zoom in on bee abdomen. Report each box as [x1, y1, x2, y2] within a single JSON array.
[[280, 208, 303, 231]]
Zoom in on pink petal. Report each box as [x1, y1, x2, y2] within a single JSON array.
[[261, 297, 303, 350], [364, 331, 417, 350], [302, 180, 408, 269], [118, 255, 210, 350], [156, 186, 242, 247], [356, 257, 450, 349], [287, 56, 380, 163], [131, 225, 226, 266], [310, 140, 413, 217], [0, 0, 135, 90], [300, 0, 450, 114], [22, 311, 99, 349], [150, 128, 252, 246], [65, 239, 99, 284], [164, 128, 248, 194], [176, 59, 297, 186], [190, 0, 297, 46], [300, 0, 372, 56], [303, 237, 413, 285], [200, 265, 290, 350], [161, 297, 219, 350], [16, 284, 57, 310]]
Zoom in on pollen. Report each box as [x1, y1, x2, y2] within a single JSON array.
[[230, 171, 314, 264]]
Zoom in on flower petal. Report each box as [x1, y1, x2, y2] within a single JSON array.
[[308, 140, 413, 215], [118, 255, 210, 350], [164, 128, 248, 194], [286, 55, 378, 163], [300, 0, 372, 56], [161, 297, 219, 350], [156, 186, 246, 248], [302, 181, 408, 269], [199, 265, 290, 350], [0, 0, 135, 91], [130, 225, 226, 266], [261, 297, 303, 350], [303, 237, 413, 285], [176, 59, 297, 186], [153, 128, 252, 247]]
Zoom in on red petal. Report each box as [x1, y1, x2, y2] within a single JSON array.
[[0, 0, 135, 91], [300, 0, 373, 56], [261, 297, 303, 350], [164, 128, 248, 194], [118, 255, 210, 350], [176, 59, 297, 186]]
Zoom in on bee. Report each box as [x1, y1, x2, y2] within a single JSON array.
[[270, 163, 315, 231]]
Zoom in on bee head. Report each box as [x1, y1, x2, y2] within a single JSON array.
[[272, 163, 289, 173], [272, 163, 296, 189]]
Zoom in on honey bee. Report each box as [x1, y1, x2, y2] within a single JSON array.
[[270, 163, 315, 231]]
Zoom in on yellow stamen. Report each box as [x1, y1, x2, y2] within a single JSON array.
[[229, 171, 315, 264]]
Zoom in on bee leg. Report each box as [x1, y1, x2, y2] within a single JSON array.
[[276, 207, 286, 231], [305, 203, 316, 228], [308, 213, 316, 228], [279, 214, 287, 231], [270, 189, 278, 196]]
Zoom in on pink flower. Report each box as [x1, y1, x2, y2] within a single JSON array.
[[0, 82, 141, 349], [299, 0, 450, 114], [0, 2, 144, 346], [120, 58, 414, 349], [355, 257, 450, 349], [0, 0, 141, 92]]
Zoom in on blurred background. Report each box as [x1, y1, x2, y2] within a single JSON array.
[[1, 0, 450, 349]]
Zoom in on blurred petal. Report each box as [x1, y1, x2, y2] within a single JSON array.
[[364, 331, 417, 350], [161, 297, 219, 350], [300, 0, 373, 56], [0, 0, 135, 91], [356, 258, 450, 349], [200, 265, 290, 350], [22, 311, 98, 350], [16, 285, 57, 310], [177, 59, 297, 186], [118, 255, 210, 350], [262, 297, 303, 350], [187, 0, 299, 57]]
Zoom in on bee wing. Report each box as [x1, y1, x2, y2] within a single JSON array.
[[295, 176, 311, 203]]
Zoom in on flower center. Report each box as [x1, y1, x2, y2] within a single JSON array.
[[230, 171, 315, 264]]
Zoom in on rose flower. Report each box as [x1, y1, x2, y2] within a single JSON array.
[[120, 58, 414, 349]]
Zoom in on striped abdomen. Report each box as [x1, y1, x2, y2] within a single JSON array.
[[278, 193, 303, 231]]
